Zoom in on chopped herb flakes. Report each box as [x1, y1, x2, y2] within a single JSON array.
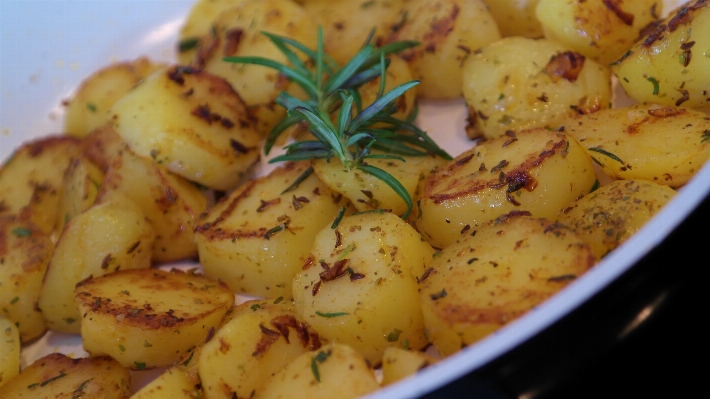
[[386, 328, 402, 342], [11, 227, 31, 237], [315, 311, 349, 318], [646, 76, 660, 95], [311, 351, 330, 382]]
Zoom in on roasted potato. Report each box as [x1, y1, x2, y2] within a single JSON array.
[[0, 353, 130, 399], [380, 346, 438, 386], [0, 216, 53, 343], [419, 214, 596, 356], [75, 268, 234, 369], [480, 0, 544, 38], [0, 318, 20, 389], [563, 104, 710, 186], [109, 65, 261, 191], [415, 128, 597, 249], [54, 154, 104, 235], [292, 211, 433, 364], [462, 37, 611, 140], [612, 0, 710, 109]]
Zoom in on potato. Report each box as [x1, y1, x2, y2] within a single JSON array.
[[64, 57, 164, 137], [99, 149, 208, 263], [132, 346, 203, 398], [198, 300, 322, 399], [0, 318, 20, 388], [536, 0, 663, 65], [0, 353, 130, 399], [612, 0, 710, 109], [313, 154, 444, 217], [380, 346, 438, 386], [54, 154, 104, 235], [415, 128, 597, 249], [0, 136, 81, 234], [109, 65, 261, 191], [563, 104, 710, 186], [195, 0, 317, 135], [558, 179, 676, 259], [301, 0, 406, 66], [255, 344, 379, 399], [75, 268, 234, 369], [462, 37, 612, 140], [389, 0, 501, 99], [195, 161, 351, 297], [0, 216, 53, 343], [177, 0, 249, 65], [37, 193, 154, 334], [80, 125, 127, 173], [420, 215, 596, 356], [292, 212, 433, 364], [480, 0, 543, 38]]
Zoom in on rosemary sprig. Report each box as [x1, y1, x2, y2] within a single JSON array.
[[224, 28, 450, 218]]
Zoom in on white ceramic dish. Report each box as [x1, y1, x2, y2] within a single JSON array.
[[1, 0, 705, 397]]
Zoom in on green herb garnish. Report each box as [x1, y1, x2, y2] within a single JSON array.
[[11, 227, 31, 237], [588, 147, 624, 164], [646, 76, 660, 95], [310, 350, 330, 382], [315, 311, 349, 318]]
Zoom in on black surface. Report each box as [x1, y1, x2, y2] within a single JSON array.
[[423, 191, 710, 399]]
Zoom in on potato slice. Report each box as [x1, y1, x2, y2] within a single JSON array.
[[415, 128, 597, 249], [0, 353, 130, 399], [293, 212, 433, 364], [0, 136, 82, 234], [612, 0, 710, 109], [0, 216, 53, 343], [536, 0, 663, 65], [37, 193, 154, 334], [132, 346, 203, 399], [389, 0, 501, 99], [64, 57, 164, 137], [0, 318, 20, 388], [462, 37, 611, 140], [75, 268, 234, 369], [420, 215, 596, 356], [381, 346, 438, 386], [55, 154, 104, 235], [195, 161, 351, 297], [110, 65, 261, 191], [255, 343, 379, 399], [564, 104, 710, 186], [198, 300, 321, 399], [195, 0, 317, 135], [99, 149, 208, 263], [558, 179, 676, 259]]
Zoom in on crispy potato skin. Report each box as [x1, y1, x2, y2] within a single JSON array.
[[415, 128, 596, 249], [419, 215, 596, 356], [75, 269, 234, 369], [0, 353, 131, 399]]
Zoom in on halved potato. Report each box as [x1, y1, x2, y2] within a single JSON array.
[[0, 216, 53, 343], [292, 212, 433, 364], [381, 346, 438, 386], [0, 318, 20, 388], [563, 104, 710, 186], [415, 128, 597, 249], [0, 353, 130, 399], [419, 215, 596, 356], [37, 193, 154, 334], [480, 0, 543, 38], [75, 268, 234, 369], [110, 65, 261, 191], [54, 154, 104, 235]]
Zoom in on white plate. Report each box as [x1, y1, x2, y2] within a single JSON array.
[[1, 0, 705, 397]]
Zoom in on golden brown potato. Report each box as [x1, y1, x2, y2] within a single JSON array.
[[195, 161, 351, 297], [54, 154, 104, 235], [292, 212, 433, 364], [389, 0, 502, 99], [0, 318, 20, 388], [198, 300, 321, 399], [480, 0, 544, 38], [194, 0, 317, 135], [462, 37, 612, 140], [612, 0, 710, 109], [64, 57, 164, 137], [420, 214, 596, 356], [563, 104, 710, 186], [380, 346, 438, 386], [415, 128, 597, 249], [255, 344, 380, 399], [37, 193, 154, 334], [536, 0, 663, 65], [75, 268, 234, 369], [109, 65, 261, 191], [99, 149, 208, 263], [0, 353, 131, 399], [80, 125, 127, 173], [0, 216, 53, 343], [558, 179, 676, 258]]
